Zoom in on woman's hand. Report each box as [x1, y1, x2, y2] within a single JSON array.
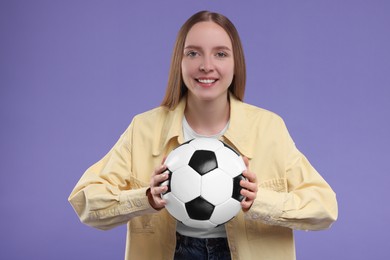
[[147, 162, 169, 210], [240, 157, 258, 212]]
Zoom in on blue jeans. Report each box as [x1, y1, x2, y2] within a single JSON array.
[[174, 232, 232, 260]]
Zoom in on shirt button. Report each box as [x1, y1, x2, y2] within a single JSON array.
[[134, 199, 142, 207]]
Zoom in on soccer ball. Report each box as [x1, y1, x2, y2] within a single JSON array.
[[161, 138, 246, 229]]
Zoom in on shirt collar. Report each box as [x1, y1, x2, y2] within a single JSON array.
[[152, 97, 186, 156], [152, 93, 254, 159], [223, 93, 254, 159]]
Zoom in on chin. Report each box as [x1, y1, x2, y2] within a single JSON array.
[[193, 92, 228, 103]]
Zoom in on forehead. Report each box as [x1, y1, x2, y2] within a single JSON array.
[[184, 21, 232, 48]]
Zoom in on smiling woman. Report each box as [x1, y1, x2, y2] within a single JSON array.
[[69, 10, 338, 260], [181, 21, 235, 136], [182, 22, 234, 102], [161, 11, 246, 110]]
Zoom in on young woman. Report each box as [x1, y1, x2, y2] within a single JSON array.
[[69, 11, 338, 260]]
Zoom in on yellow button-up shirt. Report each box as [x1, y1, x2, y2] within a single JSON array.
[[69, 94, 338, 260]]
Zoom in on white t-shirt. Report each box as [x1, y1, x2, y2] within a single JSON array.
[[175, 116, 230, 238]]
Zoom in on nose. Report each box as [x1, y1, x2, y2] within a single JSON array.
[[199, 56, 214, 72]]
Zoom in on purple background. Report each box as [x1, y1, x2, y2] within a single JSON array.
[[1, 1, 389, 259]]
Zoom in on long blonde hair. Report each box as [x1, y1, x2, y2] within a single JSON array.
[[161, 11, 246, 109]]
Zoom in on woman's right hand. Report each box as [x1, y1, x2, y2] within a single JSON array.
[[147, 164, 170, 210]]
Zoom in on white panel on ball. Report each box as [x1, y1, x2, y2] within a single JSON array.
[[189, 138, 224, 152], [210, 199, 241, 225], [182, 218, 217, 230], [215, 148, 246, 178], [163, 193, 189, 222], [171, 166, 201, 203], [165, 144, 196, 172], [201, 168, 233, 206]]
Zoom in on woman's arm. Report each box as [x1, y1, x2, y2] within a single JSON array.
[[68, 123, 157, 230], [244, 118, 338, 231]]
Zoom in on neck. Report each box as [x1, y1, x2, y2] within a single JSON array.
[[185, 94, 230, 136]]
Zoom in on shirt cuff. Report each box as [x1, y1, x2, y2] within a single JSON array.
[[119, 187, 159, 215], [245, 187, 286, 225]]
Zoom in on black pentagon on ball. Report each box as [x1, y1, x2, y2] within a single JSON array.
[[232, 174, 246, 202], [188, 150, 218, 176], [185, 196, 215, 220]]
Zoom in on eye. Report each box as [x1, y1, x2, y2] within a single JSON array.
[[185, 50, 199, 57], [215, 51, 228, 58]]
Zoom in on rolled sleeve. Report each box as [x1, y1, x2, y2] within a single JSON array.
[[68, 122, 159, 230]]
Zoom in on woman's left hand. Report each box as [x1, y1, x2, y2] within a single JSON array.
[[240, 157, 258, 212]]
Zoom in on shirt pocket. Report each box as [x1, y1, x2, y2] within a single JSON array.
[[258, 178, 287, 192], [130, 214, 160, 233]]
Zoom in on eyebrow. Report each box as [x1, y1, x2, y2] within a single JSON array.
[[183, 45, 232, 52]]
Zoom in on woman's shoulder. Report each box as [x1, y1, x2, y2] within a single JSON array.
[[238, 101, 285, 124], [129, 105, 178, 130], [134, 106, 170, 120]]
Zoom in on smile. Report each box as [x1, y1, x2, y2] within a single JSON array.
[[196, 78, 217, 84]]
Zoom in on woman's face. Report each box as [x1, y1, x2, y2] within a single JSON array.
[[181, 21, 234, 103]]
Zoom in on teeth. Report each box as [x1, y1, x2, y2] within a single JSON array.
[[198, 79, 216, 84]]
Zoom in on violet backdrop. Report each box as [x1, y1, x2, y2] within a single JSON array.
[[1, 1, 389, 259]]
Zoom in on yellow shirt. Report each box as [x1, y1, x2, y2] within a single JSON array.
[[69, 94, 338, 260]]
